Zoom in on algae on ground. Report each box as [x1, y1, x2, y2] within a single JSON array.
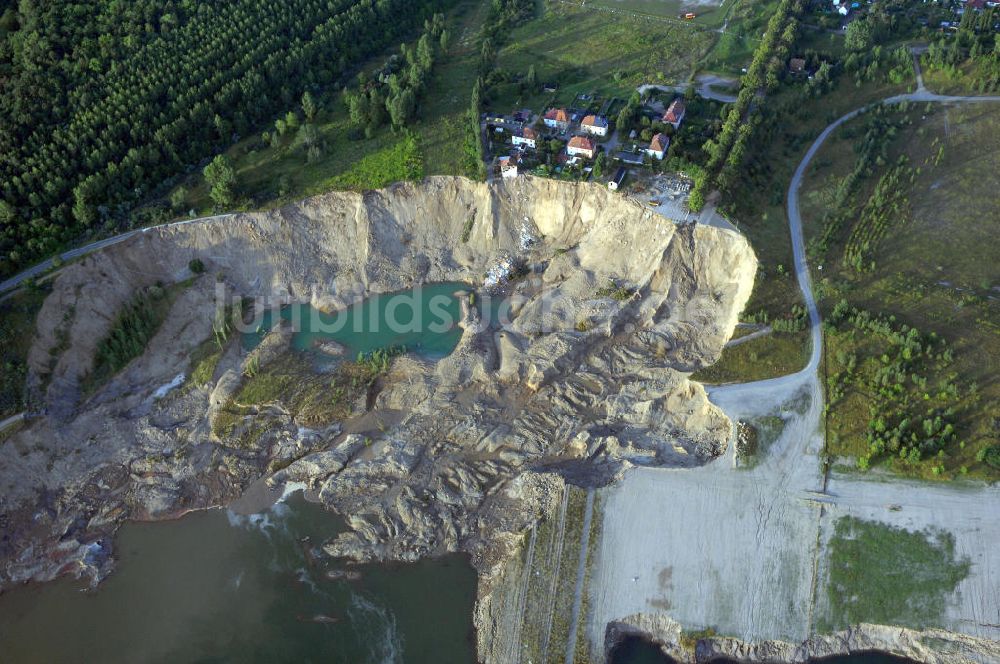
[[822, 516, 971, 631]]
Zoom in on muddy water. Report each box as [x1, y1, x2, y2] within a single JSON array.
[[0, 493, 477, 664]]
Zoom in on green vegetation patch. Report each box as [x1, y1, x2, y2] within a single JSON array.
[[325, 132, 424, 191], [802, 103, 1000, 479], [595, 280, 635, 302], [693, 331, 809, 384], [215, 346, 405, 442], [979, 445, 1000, 471], [824, 302, 965, 476], [491, 2, 714, 110], [679, 627, 717, 652], [0, 417, 25, 445], [0, 285, 50, 418], [824, 516, 970, 631], [188, 339, 224, 388], [84, 282, 185, 394]]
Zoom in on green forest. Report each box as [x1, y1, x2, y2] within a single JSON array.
[[0, 0, 453, 276]]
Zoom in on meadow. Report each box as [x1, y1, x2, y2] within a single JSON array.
[[800, 102, 1000, 479]]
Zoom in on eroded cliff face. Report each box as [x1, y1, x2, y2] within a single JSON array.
[[0, 177, 755, 633], [606, 613, 1000, 664]]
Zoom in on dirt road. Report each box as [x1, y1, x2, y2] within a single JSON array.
[[586, 70, 1000, 654], [0, 213, 235, 296]]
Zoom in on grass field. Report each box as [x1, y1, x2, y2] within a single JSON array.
[[693, 330, 810, 384], [800, 102, 1000, 479], [698, 67, 913, 385], [821, 516, 971, 632], [490, 1, 716, 110], [700, 0, 776, 74]]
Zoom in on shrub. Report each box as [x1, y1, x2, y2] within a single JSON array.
[[980, 445, 1000, 470], [596, 280, 636, 302]]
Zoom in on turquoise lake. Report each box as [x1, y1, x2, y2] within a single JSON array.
[[241, 282, 471, 359]]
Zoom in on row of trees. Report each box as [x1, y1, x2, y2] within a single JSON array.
[[809, 105, 910, 261], [464, 0, 536, 179], [0, 0, 453, 275], [690, 0, 801, 209], [842, 160, 913, 272]]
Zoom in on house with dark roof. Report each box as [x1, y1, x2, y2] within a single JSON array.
[[608, 167, 627, 191], [662, 99, 686, 129], [580, 114, 609, 137], [615, 151, 645, 166]]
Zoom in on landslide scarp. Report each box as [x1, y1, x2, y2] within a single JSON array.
[[0, 176, 756, 596]]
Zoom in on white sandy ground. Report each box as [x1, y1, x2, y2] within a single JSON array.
[[585, 62, 1000, 654], [587, 372, 1000, 647], [587, 372, 829, 646]]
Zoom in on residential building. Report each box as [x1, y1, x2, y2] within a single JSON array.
[[615, 151, 645, 166], [662, 99, 686, 129], [580, 114, 609, 137], [512, 109, 533, 123], [567, 135, 596, 159], [543, 108, 571, 131], [646, 133, 669, 160], [512, 127, 538, 149], [608, 167, 627, 191], [499, 155, 519, 179]]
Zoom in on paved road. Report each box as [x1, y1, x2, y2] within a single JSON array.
[[0, 212, 235, 295], [0, 412, 25, 434]]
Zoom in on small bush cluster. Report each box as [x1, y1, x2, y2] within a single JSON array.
[[596, 280, 636, 302]]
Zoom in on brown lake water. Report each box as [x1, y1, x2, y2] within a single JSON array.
[[0, 492, 478, 664]]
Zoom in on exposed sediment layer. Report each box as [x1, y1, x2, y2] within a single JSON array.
[[606, 613, 1000, 664], [0, 176, 755, 658]]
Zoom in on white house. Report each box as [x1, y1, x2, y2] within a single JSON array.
[[512, 127, 538, 149], [662, 99, 686, 129], [608, 167, 627, 191], [580, 114, 609, 137], [543, 108, 570, 131], [567, 135, 596, 159], [645, 133, 669, 160], [499, 155, 519, 178]]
